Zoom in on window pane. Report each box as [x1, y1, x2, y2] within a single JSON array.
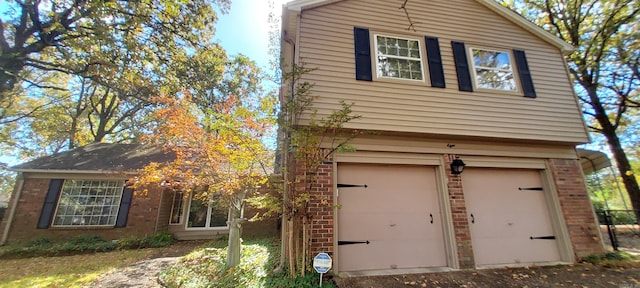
[[472, 48, 516, 91], [475, 68, 516, 90], [209, 199, 228, 228], [170, 191, 184, 224], [52, 180, 125, 227], [187, 198, 208, 228], [375, 35, 423, 81]]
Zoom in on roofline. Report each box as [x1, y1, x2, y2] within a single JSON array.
[[285, 0, 342, 11], [12, 168, 138, 175], [284, 0, 575, 55], [476, 0, 574, 55]]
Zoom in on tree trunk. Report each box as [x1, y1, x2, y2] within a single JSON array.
[[587, 86, 640, 221], [301, 216, 308, 277], [287, 219, 295, 277], [226, 217, 244, 267]]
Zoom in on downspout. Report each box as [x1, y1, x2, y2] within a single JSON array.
[[274, 2, 299, 271], [1, 172, 24, 245], [277, 32, 296, 274]]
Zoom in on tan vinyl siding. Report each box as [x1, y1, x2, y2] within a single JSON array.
[[290, 0, 589, 144]]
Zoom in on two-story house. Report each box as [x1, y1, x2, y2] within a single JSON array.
[[280, 0, 604, 276]]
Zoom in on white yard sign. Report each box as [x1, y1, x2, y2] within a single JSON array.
[[313, 252, 332, 286]]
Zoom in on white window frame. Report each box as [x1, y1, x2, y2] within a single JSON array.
[[468, 47, 518, 92], [184, 193, 229, 231], [51, 179, 125, 227], [169, 191, 185, 225], [373, 34, 426, 82]]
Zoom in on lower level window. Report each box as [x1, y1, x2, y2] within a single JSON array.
[[187, 193, 228, 229], [52, 180, 124, 227], [170, 191, 185, 224]]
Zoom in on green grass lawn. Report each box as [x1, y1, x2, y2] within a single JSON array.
[[0, 236, 334, 288], [0, 249, 158, 288]]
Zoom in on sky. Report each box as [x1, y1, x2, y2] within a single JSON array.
[[216, 0, 291, 70], [0, 0, 291, 166]]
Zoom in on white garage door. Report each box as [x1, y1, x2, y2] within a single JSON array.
[[337, 163, 446, 272], [463, 168, 561, 266]]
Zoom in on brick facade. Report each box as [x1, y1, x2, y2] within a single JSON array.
[[0, 177, 165, 244], [297, 155, 604, 270], [445, 154, 475, 268], [549, 159, 605, 258], [307, 162, 335, 257]]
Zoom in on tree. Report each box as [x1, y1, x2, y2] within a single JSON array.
[[503, 0, 640, 217], [275, 63, 361, 277], [0, 0, 234, 158], [0, 0, 229, 104], [135, 56, 276, 267]]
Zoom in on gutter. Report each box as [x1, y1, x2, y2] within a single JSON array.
[[1, 172, 24, 245], [12, 169, 138, 175]]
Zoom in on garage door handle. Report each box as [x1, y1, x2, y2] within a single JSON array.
[[429, 213, 433, 224], [470, 213, 475, 224]]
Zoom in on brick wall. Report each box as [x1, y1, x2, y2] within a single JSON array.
[[290, 154, 604, 270], [549, 159, 605, 258], [445, 154, 475, 268], [307, 161, 335, 257], [0, 177, 165, 245]]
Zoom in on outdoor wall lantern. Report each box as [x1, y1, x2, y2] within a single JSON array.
[[450, 157, 466, 175]]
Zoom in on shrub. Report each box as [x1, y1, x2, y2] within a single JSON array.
[[159, 237, 335, 288], [582, 251, 638, 268], [140, 232, 175, 248], [263, 272, 335, 288], [0, 232, 176, 259]]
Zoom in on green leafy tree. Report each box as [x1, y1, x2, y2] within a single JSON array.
[[0, 0, 229, 101], [502, 0, 640, 217], [0, 0, 233, 156]]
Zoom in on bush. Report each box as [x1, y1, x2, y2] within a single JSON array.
[[0, 232, 176, 259], [140, 232, 175, 248], [115, 232, 175, 249], [159, 237, 335, 288], [582, 251, 638, 268], [263, 272, 335, 288]]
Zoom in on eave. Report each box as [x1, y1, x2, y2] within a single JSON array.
[[283, 0, 575, 55]]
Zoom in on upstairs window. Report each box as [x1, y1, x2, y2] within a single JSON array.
[[470, 48, 516, 91], [374, 35, 424, 81]]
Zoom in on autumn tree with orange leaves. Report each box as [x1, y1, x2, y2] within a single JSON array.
[[135, 89, 276, 267]]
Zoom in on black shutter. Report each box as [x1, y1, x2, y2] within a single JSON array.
[[513, 49, 537, 98], [37, 179, 64, 229], [354, 27, 372, 81], [115, 186, 134, 228], [425, 37, 445, 88], [451, 41, 473, 92]]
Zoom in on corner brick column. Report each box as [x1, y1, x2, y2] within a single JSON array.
[[445, 154, 475, 268], [549, 159, 605, 258], [308, 161, 335, 256]]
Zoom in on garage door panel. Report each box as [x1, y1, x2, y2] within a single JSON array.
[[464, 168, 561, 266], [338, 163, 446, 272]]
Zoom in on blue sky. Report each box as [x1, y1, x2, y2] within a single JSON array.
[[0, 0, 291, 165], [0, 0, 288, 69], [216, 0, 290, 70]]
